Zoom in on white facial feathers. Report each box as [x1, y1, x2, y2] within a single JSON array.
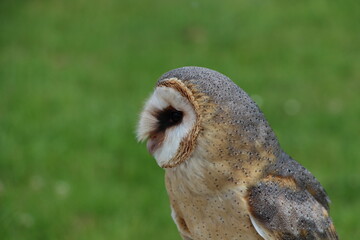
[[137, 86, 197, 167]]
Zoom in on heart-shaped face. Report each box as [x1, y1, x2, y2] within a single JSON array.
[[137, 79, 198, 168]]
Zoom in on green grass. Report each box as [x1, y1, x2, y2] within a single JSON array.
[[0, 0, 359, 239]]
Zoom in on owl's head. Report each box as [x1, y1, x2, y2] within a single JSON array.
[[137, 66, 279, 168]]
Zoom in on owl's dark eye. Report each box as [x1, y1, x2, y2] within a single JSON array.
[[156, 106, 183, 132]]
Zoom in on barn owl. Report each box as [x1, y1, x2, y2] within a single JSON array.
[[137, 66, 338, 240]]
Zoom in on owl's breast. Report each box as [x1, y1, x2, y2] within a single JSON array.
[[165, 169, 263, 240]]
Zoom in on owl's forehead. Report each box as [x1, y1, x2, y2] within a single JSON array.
[[158, 66, 232, 89], [158, 66, 252, 107]]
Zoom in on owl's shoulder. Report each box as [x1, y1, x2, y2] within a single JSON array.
[[245, 152, 338, 239], [264, 152, 330, 210]]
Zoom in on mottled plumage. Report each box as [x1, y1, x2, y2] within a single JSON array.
[[137, 66, 338, 240]]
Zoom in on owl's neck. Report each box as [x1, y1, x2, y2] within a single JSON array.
[[165, 146, 282, 196]]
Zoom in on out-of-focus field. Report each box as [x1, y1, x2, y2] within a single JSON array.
[[0, 0, 359, 239]]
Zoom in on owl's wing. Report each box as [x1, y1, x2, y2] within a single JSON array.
[[246, 175, 338, 240], [265, 152, 331, 211]]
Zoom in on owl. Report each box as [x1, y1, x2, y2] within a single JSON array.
[[137, 66, 338, 240]]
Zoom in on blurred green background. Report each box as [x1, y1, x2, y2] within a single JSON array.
[[0, 0, 359, 239]]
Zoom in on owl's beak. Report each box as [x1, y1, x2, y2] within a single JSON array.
[[146, 135, 159, 155], [146, 139, 157, 155]]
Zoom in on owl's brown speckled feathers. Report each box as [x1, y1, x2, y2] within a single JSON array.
[[137, 66, 338, 240]]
